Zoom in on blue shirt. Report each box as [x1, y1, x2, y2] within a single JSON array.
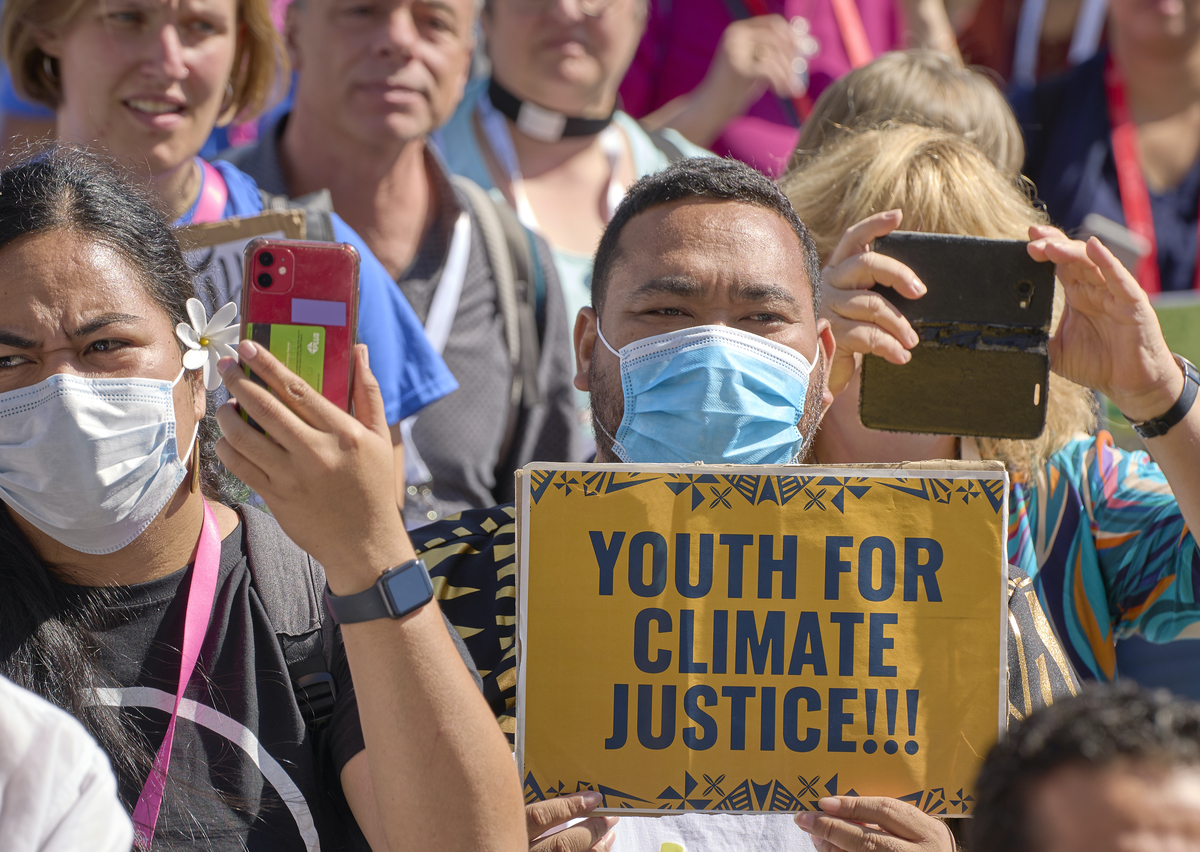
[[178, 159, 457, 425], [1011, 51, 1200, 292]]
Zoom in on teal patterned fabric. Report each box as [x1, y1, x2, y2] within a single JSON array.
[[1011, 431, 1200, 682]]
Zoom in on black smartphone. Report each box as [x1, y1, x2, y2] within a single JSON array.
[[859, 231, 1055, 439]]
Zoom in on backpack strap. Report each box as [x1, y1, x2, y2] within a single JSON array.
[[259, 187, 337, 242], [451, 177, 543, 472], [240, 504, 339, 731]]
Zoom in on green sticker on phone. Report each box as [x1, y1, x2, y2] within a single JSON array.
[[247, 323, 325, 393]]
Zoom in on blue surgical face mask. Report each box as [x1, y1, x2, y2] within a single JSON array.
[[593, 322, 820, 465], [0, 368, 197, 555]]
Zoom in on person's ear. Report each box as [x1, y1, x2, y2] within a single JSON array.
[[33, 28, 64, 60], [187, 368, 207, 426], [574, 306, 598, 392], [816, 318, 836, 416]]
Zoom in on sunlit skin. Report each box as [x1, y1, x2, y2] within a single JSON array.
[[0, 227, 525, 849], [0, 229, 239, 584], [572, 198, 834, 463], [1106, 0, 1200, 194], [282, 0, 476, 278], [483, 0, 644, 118], [38, 0, 241, 217], [475, 0, 646, 255], [1109, 0, 1200, 48], [1027, 763, 1200, 852], [286, 0, 475, 152]]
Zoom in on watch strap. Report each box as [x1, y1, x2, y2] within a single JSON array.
[[1127, 354, 1200, 439], [324, 558, 433, 624]]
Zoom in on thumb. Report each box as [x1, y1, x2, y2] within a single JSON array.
[[351, 344, 390, 440], [527, 792, 603, 839]]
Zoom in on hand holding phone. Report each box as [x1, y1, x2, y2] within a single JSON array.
[[817, 210, 930, 399], [239, 238, 360, 418]]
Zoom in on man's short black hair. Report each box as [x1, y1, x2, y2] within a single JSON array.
[[969, 682, 1200, 852], [591, 157, 822, 319]]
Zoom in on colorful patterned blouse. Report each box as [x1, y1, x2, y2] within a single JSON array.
[[1011, 431, 1200, 682]]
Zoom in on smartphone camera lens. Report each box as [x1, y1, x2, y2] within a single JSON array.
[[258, 251, 274, 267], [1017, 280, 1033, 309], [257, 272, 273, 288]]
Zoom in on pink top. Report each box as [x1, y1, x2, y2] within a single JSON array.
[[619, 0, 904, 176]]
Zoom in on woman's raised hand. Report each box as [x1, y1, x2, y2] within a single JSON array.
[[1027, 226, 1184, 422], [819, 210, 927, 397], [215, 340, 410, 591]]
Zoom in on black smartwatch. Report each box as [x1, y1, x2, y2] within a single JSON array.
[[324, 558, 434, 624], [1126, 354, 1200, 439]]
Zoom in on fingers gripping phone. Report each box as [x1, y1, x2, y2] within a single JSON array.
[[861, 232, 1056, 440], [239, 238, 360, 423]]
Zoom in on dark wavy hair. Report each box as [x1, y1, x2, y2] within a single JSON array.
[[0, 147, 240, 802], [969, 682, 1200, 852]]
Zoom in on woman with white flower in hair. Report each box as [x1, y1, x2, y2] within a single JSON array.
[[0, 0, 458, 497], [0, 148, 526, 852]]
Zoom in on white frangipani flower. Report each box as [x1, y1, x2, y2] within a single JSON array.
[[176, 298, 239, 391]]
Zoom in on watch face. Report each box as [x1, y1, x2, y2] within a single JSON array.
[[382, 562, 434, 616]]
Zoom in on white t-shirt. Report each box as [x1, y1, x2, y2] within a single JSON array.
[[611, 812, 817, 852], [0, 675, 133, 852]]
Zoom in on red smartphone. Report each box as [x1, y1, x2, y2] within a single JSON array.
[[239, 238, 360, 415]]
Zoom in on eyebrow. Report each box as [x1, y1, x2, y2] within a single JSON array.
[[727, 281, 803, 309], [67, 313, 144, 340], [630, 276, 804, 309], [630, 276, 707, 300], [0, 330, 36, 349], [0, 313, 144, 350]]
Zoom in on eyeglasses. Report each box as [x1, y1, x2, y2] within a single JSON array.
[[504, 0, 620, 18]]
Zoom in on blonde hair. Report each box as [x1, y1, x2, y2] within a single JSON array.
[[2, 0, 287, 125], [782, 123, 1096, 478], [790, 49, 1024, 177]]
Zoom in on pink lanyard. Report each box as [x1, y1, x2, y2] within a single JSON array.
[[131, 501, 222, 849], [191, 159, 230, 225]]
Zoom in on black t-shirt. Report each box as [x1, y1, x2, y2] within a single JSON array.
[[62, 520, 365, 851]]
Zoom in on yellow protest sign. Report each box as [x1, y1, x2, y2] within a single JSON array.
[[517, 463, 1008, 817]]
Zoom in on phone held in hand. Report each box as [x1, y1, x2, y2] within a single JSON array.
[[239, 238, 360, 426], [861, 232, 1055, 440]]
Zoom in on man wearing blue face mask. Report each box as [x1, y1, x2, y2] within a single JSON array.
[[412, 157, 1079, 852], [580, 158, 829, 468]]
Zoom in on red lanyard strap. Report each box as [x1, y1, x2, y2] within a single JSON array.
[[131, 501, 222, 848], [1104, 53, 1200, 293], [737, 0, 873, 120]]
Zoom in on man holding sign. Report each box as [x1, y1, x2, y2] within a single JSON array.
[[411, 157, 1077, 852]]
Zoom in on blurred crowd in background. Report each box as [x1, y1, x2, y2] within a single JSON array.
[[2, 0, 1200, 849]]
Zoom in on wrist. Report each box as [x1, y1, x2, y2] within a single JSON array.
[[1112, 353, 1188, 423], [322, 521, 416, 597], [325, 557, 434, 624], [1120, 354, 1199, 439], [693, 73, 753, 123]]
